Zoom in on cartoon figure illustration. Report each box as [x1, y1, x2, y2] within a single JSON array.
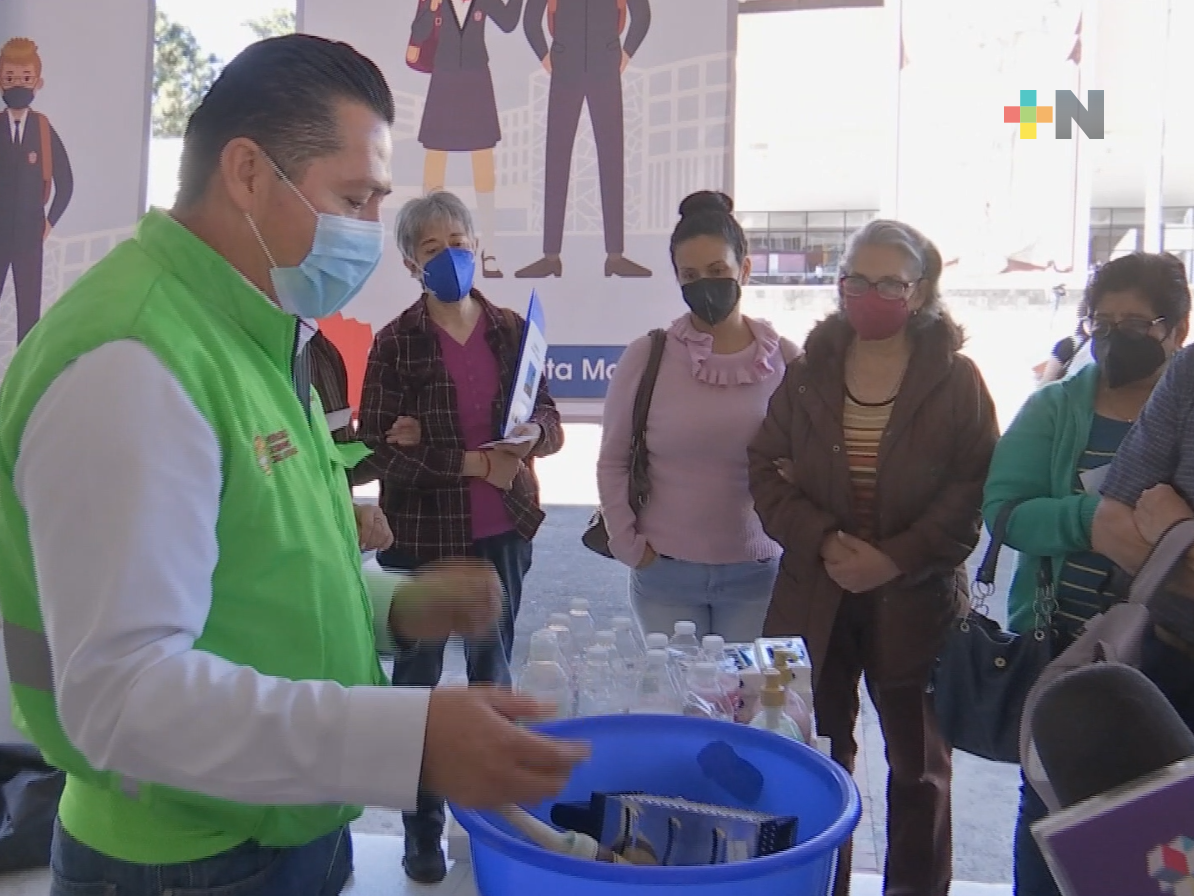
[[0, 37, 73, 343], [407, 0, 524, 278], [516, 0, 651, 279]]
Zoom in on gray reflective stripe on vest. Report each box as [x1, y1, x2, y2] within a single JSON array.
[[3, 621, 141, 798], [3, 620, 54, 692]]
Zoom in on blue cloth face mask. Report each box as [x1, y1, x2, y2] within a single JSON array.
[[246, 167, 384, 320], [421, 247, 476, 303]]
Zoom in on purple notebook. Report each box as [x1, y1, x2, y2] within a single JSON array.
[[1035, 758, 1194, 895]]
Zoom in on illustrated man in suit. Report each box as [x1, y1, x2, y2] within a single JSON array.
[[516, 0, 651, 280], [0, 37, 73, 343]]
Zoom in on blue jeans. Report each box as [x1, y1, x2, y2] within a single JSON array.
[[378, 530, 531, 843], [629, 556, 778, 642], [1014, 772, 1061, 896], [50, 821, 351, 896]]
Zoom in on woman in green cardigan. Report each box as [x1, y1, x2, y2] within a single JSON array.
[[983, 252, 1191, 896]]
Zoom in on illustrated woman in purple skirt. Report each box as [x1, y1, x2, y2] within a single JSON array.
[[407, 0, 523, 278]]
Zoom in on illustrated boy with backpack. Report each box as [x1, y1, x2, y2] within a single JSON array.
[[0, 37, 74, 344]]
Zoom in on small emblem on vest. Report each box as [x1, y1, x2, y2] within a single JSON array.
[[266, 430, 298, 464], [27, 151, 36, 165], [253, 431, 298, 473], [253, 435, 272, 474]]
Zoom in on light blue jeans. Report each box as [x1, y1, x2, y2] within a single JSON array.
[[630, 556, 779, 642]]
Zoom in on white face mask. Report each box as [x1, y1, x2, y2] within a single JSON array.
[[246, 163, 385, 319]]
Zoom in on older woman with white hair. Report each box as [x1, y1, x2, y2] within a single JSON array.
[[748, 219, 999, 896], [356, 190, 563, 885]]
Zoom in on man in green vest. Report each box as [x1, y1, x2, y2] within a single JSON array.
[[0, 34, 584, 895]]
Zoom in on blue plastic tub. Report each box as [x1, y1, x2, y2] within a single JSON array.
[[453, 714, 860, 896]]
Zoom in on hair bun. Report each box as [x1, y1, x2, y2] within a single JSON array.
[[678, 190, 733, 220]]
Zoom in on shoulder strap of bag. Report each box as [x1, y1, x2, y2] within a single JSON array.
[[975, 499, 1024, 589], [974, 498, 1054, 624], [37, 113, 52, 203], [631, 329, 667, 439], [626, 329, 667, 508], [1129, 517, 1194, 606]]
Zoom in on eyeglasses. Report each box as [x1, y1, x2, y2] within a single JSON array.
[[839, 274, 917, 301], [1081, 316, 1167, 339]]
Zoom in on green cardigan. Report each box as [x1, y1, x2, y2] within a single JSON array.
[[982, 364, 1102, 633]]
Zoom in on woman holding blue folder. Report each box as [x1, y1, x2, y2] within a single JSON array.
[[356, 190, 563, 885]]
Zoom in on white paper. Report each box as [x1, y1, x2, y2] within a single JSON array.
[[502, 291, 547, 438], [479, 432, 538, 450]]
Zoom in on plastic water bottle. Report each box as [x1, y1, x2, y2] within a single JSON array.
[[576, 646, 617, 717], [686, 661, 735, 721], [518, 630, 573, 719], [670, 621, 701, 680], [568, 599, 597, 654], [701, 633, 739, 700], [701, 634, 726, 663], [612, 616, 644, 669], [644, 632, 670, 652], [632, 648, 682, 715]]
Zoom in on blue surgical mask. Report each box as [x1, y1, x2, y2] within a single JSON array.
[[421, 247, 476, 303], [246, 167, 384, 320]]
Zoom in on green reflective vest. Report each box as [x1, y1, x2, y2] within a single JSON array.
[[0, 210, 386, 863]]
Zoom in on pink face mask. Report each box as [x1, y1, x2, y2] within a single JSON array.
[[844, 289, 910, 341]]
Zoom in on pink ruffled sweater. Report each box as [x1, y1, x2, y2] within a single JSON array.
[[597, 315, 795, 568]]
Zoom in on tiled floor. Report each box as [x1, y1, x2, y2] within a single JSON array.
[[0, 833, 1012, 895]]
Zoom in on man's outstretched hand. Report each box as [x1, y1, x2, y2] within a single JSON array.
[[422, 688, 589, 809], [390, 558, 503, 641]]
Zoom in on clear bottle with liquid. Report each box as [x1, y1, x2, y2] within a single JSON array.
[[632, 648, 683, 715], [686, 661, 736, 721], [547, 612, 576, 665], [568, 599, 597, 654], [518, 630, 573, 719], [670, 622, 702, 680], [750, 669, 806, 743], [611, 616, 644, 670], [576, 645, 617, 717]]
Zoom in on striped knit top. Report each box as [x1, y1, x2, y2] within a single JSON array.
[[844, 390, 895, 539]]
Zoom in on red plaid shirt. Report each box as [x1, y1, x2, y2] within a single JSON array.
[[357, 291, 564, 560]]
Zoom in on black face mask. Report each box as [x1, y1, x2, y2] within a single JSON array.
[[1093, 328, 1167, 389], [2, 87, 33, 110], [681, 277, 741, 327]]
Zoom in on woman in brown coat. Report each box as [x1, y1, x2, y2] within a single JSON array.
[[748, 219, 998, 896]]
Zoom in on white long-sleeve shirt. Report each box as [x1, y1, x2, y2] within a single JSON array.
[[13, 339, 430, 810]]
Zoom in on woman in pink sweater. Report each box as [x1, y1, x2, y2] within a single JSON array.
[[597, 191, 798, 641]]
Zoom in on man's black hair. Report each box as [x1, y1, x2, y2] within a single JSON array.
[[176, 34, 394, 208]]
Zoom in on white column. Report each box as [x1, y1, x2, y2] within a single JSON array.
[[1142, 0, 1172, 253], [879, 0, 903, 220], [1069, 0, 1099, 276]]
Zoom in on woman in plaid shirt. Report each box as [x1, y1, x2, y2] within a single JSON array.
[[357, 190, 563, 884]]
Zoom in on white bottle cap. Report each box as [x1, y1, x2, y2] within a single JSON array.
[[702, 635, 726, 654], [612, 616, 634, 630], [570, 598, 591, 611], [595, 630, 616, 647], [646, 633, 669, 649], [692, 661, 717, 675], [674, 621, 697, 636], [549, 612, 571, 627], [585, 645, 608, 662], [529, 630, 560, 661], [646, 648, 668, 664]]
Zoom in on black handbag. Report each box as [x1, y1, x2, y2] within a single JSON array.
[[0, 743, 64, 873], [583, 330, 666, 558], [931, 499, 1056, 763]]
